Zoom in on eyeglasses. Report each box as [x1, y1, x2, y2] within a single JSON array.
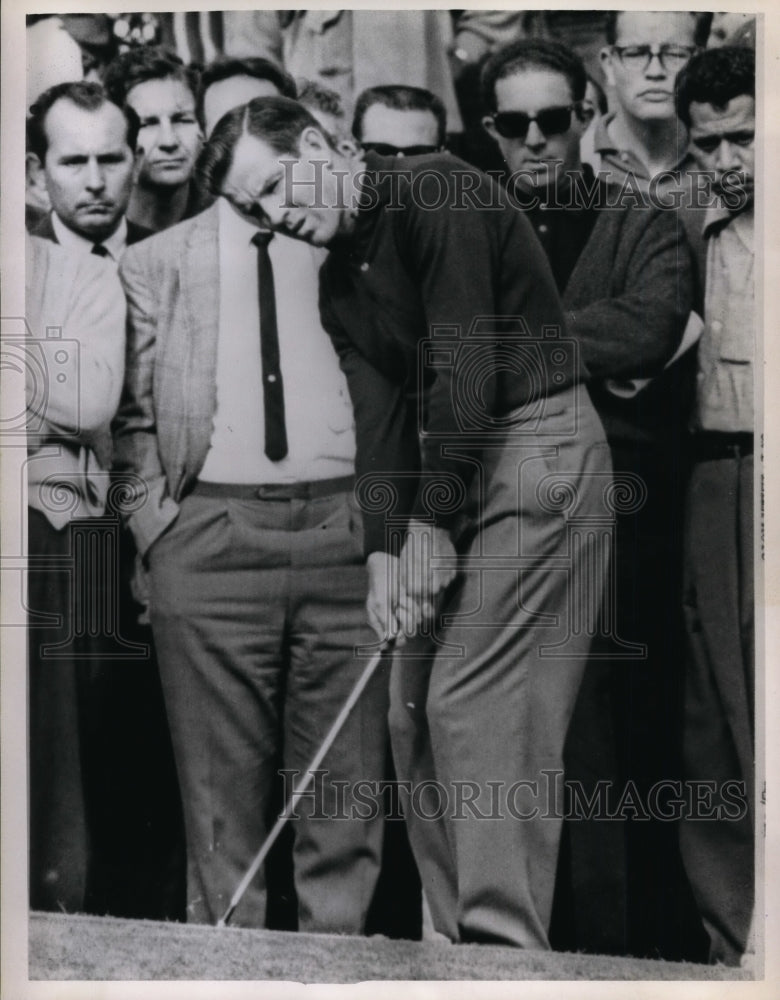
[[488, 105, 576, 141], [611, 44, 697, 72], [361, 141, 441, 157]]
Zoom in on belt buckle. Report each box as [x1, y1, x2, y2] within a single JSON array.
[[256, 484, 295, 501]]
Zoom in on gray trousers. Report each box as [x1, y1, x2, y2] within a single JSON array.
[[680, 453, 755, 965], [389, 387, 613, 947], [147, 485, 388, 931]]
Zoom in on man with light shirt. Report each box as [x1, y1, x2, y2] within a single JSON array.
[[25, 80, 186, 924], [591, 11, 712, 189], [112, 166, 388, 932], [675, 45, 756, 968], [25, 235, 125, 913], [27, 81, 151, 258]]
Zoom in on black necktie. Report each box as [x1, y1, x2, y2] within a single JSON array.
[[252, 231, 288, 462], [91, 243, 110, 258]]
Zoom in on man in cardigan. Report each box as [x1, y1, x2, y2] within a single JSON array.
[[201, 95, 613, 948], [481, 39, 699, 959]]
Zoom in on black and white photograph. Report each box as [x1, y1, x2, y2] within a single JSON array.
[[0, 3, 776, 995]]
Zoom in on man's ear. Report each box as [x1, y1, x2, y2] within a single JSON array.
[[599, 47, 617, 89], [299, 125, 332, 157], [131, 144, 145, 183], [570, 104, 590, 136], [26, 153, 50, 208], [335, 136, 360, 157], [482, 115, 499, 142]]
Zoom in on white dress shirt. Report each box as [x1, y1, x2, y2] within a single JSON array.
[[199, 197, 356, 483], [52, 212, 129, 263]]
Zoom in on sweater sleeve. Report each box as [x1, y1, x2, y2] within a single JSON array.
[[564, 206, 693, 381], [399, 168, 569, 528], [397, 169, 501, 526], [321, 287, 419, 556]]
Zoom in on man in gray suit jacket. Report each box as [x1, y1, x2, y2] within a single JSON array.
[[112, 196, 389, 932]]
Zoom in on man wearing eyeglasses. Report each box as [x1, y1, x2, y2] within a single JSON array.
[[481, 38, 700, 958], [594, 11, 713, 189], [351, 84, 447, 159]]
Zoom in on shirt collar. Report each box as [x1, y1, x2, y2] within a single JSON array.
[[356, 150, 401, 211], [593, 112, 619, 155], [593, 110, 695, 175], [217, 194, 267, 247], [703, 199, 754, 241], [52, 211, 128, 261]]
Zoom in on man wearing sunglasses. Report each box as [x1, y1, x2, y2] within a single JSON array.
[[352, 84, 447, 158], [482, 39, 699, 959], [594, 11, 712, 189], [482, 50, 586, 209]]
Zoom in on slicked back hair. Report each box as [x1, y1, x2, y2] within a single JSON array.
[[352, 84, 447, 145], [480, 38, 587, 112], [198, 95, 326, 196]]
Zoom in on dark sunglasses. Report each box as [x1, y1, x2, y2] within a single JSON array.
[[489, 105, 577, 141], [361, 141, 441, 157]]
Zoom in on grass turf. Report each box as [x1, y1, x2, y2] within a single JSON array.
[[29, 912, 752, 982]]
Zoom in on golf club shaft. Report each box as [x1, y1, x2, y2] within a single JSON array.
[[217, 640, 392, 928]]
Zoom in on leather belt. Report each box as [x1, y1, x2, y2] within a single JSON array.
[[692, 431, 753, 461], [191, 476, 355, 501]]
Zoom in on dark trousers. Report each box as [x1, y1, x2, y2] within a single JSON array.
[[147, 486, 389, 931], [27, 508, 185, 918], [553, 442, 707, 961], [389, 388, 612, 948], [680, 453, 755, 965], [28, 509, 89, 912]]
